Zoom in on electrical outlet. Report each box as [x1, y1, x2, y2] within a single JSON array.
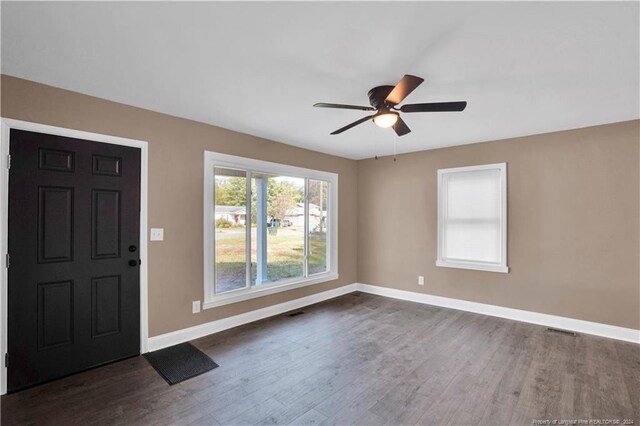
[[418, 276, 425, 286], [150, 228, 164, 241], [192, 300, 201, 314]]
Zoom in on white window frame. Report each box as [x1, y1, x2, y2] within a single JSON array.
[[203, 151, 339, 309], [436, 162, 508, 273]]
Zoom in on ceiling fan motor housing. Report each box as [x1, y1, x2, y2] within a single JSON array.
[[368, 85, 395, 109]]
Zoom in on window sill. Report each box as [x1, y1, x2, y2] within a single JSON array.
[[436, 260, 509, 274], [203, 272, 340, 309]]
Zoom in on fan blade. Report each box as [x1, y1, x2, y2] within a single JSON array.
[[330, 115, 374, 135], [400, 101, 467, 113], [314, 103, 375, 111], [385, 75, 424, 105], [393, 116, 411, 136]]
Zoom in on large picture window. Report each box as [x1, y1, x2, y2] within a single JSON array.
[[437, 163, 508, 273], [204, 152, 338, 308]]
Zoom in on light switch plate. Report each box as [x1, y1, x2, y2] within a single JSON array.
[[150, 228, 164, 241], [192, 300, 201, 314]]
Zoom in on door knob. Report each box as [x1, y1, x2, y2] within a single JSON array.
[[128, 259, 139, 267]]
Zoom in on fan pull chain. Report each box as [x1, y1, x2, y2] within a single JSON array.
[[393, 139, 397, 162]]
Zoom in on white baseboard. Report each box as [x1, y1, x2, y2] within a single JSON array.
[[148, 281, 638, 351], [356, 283, 640, 344], [147, 283, 358, 352]]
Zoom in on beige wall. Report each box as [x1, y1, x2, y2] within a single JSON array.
[[2, 75, 638, 334], [0, 75, 359, 336], [358, 120, 640, 329]]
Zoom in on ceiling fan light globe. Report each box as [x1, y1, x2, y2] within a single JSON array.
[[373, 112, 399, 128]]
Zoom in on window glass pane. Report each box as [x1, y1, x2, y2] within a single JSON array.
[[446, 169, 500, 220], [444, 222, 501, 263], [251, 174, 305, 285], [308, 179, 328, 275], [442, 168, 502, 263], [214, 167, 247, 293]]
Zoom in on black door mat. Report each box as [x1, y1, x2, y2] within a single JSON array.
[[143, 342, 219, 385]]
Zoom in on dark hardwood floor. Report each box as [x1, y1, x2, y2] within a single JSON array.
[[1, 292, 638, 425]]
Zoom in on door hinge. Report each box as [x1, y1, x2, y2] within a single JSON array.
[[4, 353, 7, 368], [6, 154, 11, 170], [5, 253, 9, 268]]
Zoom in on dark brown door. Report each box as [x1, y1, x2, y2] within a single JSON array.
[[7, 129, 141, 392]]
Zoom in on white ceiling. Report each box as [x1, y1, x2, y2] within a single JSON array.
[[2, 2, 638, 160]]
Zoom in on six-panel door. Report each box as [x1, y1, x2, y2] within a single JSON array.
[[7, 129, 141, 392]]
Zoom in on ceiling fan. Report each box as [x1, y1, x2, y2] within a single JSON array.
[[314, 75, 467, 137]]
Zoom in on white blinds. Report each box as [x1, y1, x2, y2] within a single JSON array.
[[438, 163, 507, 272]]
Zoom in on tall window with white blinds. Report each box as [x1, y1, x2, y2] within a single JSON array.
[[437, 163, 508, 273]]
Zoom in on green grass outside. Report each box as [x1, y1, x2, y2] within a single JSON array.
[[215, 228, 327, 293]]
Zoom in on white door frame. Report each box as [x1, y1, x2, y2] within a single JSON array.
[[0, 118, 149, 395]]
